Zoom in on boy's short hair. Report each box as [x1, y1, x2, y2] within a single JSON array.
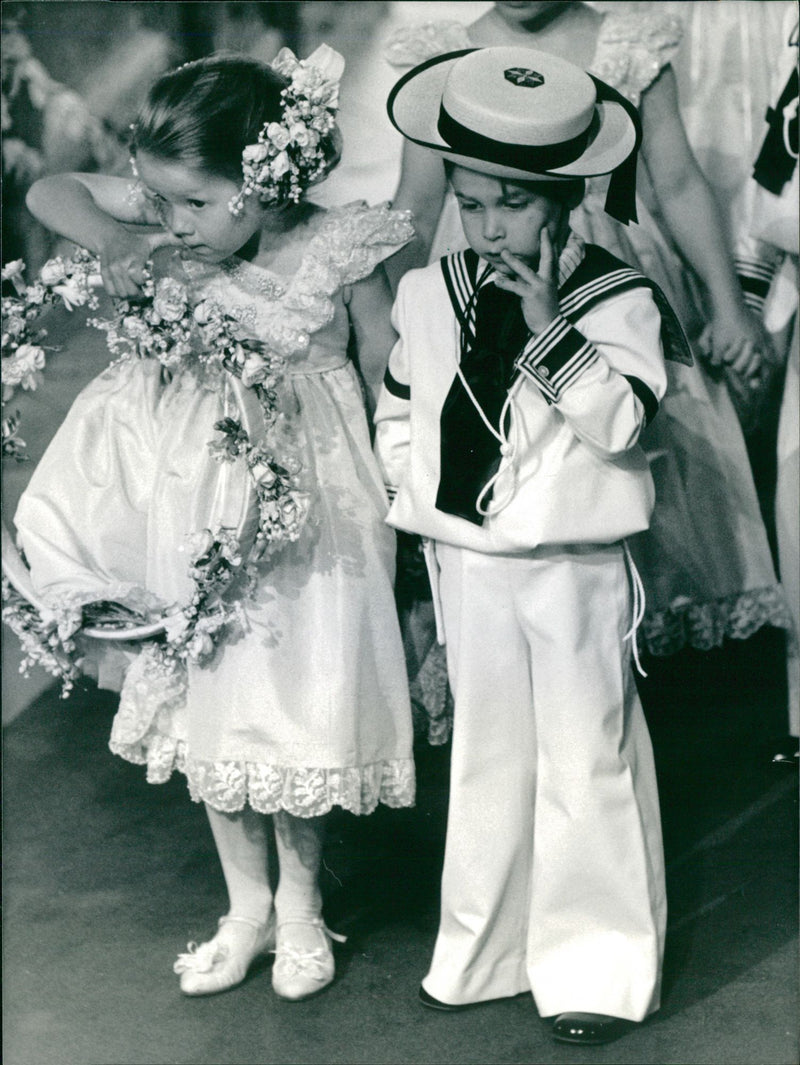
[[443, 159, 585, 209]]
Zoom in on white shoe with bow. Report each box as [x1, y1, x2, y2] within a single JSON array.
[[174, 913, 275, 996], [271, 917, 347, 1001]]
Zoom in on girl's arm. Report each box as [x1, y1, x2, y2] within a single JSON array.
[[638, 66, 773, 381], [345, 263, 400, 421], [385, 140, 449, 294], [26, 172, 176, 298]]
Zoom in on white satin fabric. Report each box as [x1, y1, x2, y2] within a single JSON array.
[[14, 202, 417, 816], [422, 541, 666, 1020]]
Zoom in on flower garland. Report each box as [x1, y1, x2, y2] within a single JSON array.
[[1, 576, 83, 695], [2, 252, 100, 460], [228, 44, 344, 215], [2, 251, 310, 693]]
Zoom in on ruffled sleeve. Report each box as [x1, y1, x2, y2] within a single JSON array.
[[592, 11, 684, 106], [248, 202, 414, 358], [320, 201, 415, 287], [384, 20, 472, 69]]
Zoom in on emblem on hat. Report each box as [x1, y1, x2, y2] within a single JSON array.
[[504, 68, 544, 88]]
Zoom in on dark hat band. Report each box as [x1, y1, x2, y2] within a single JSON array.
[[387, 48, 644, 224], [437, 104, 598, 174]]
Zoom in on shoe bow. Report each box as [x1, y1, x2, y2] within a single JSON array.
[[173, 939, 228, 975]]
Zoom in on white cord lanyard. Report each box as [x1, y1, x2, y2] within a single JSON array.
[[450, 354, 522, 517], [622, 539, 647, 678], [784, 95, 799, 159], [782, 22, 798, 159], [454, 270, 522, 519]]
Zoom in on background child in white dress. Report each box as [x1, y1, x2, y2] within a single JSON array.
[[383, 1, 789, 736], [19, 48, 415, 1002]]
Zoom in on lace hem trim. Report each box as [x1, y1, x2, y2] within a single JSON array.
[[108, 731, 416, 817], [640, 585, 794, 657]]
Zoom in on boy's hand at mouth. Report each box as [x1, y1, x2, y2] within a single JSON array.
[[493, 229, 560, 335]]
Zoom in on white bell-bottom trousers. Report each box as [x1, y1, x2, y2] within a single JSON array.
[[422, 541, 666, 1021]]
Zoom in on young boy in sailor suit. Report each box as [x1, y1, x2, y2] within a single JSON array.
[[375, 47, 691, 1046]]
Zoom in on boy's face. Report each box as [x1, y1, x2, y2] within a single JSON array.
[[449, 166, 567, 275]]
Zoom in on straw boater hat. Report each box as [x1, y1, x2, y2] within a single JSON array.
[[387, 46, 642, 224]]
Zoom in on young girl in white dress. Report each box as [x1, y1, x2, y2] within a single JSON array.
[[19, 47, 415, 1001], [383, 1, 791, 736]]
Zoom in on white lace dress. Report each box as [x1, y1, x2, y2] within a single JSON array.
[[386, 10, 791, 658], [15, 202, 416, 817]]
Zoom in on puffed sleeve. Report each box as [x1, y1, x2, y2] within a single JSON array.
[[384, 20, 473, 69], [325, 201, 415, 287], [592, 10, 684, 106]]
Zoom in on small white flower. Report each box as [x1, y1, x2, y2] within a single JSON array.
[[186, 528, 215, 557], [25, 284, 46, 305], [311, 112, 334, 133], [1, 259, 25, 282], [53, 279, 88, 311], [11, 343, 46, 376], [289, 122, 310, 147], [291, 66, 316, 95], [163, 611, 192, 642], [187, 630, 215, 660], [240, 353, 269, 388], [270, 151, 291, 178], [39, 258, 67, 286], [193, 299, 221, 326], [121, 315, 149, 338], [152, 277, 188, 322], [218, 539, 242, 567], [251, 461, 277, 488], [4, 315, 26, 338], [266, 123, 291, 151], [242, 142, 269, 163]]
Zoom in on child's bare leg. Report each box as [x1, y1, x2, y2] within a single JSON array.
[[273, 810, 341, 1000], [174, 804, 274, 996]]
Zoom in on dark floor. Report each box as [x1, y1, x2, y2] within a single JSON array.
[[2, 625, 798, 1065]]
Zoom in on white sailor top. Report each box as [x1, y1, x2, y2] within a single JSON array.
[[374, 234, 685, 555]]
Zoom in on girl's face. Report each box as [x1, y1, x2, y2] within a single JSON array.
[[493, 2, 561, 29], [135, 151, 266, 261], [449, 166, 567, 274]]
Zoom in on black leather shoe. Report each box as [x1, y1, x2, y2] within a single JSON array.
[[552, 1012, 634, 1045], [419, 986, 470, 1011]]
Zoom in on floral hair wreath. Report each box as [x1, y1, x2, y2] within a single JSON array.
[[228, 44, 345, 216]]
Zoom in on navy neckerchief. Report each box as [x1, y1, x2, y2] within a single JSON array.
[[436, 252, 528, 524], [753, 64, 798, 195], [437, 244, 692, 526]]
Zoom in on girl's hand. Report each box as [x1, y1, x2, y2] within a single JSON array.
[[492, 230, 560, 334], [703, 306, 776, 384], [99, 227, 180, 299]]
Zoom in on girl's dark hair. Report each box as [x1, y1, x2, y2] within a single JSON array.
[[131, 53, 340, 187], [444, 159, 585, 208]]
